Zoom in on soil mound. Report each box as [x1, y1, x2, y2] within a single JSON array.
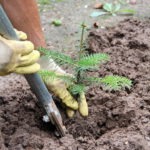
[[0, 19, 150, 150]]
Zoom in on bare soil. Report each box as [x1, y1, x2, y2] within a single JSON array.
[[0, 0, 150, 150], [0, 18, 150, 150]]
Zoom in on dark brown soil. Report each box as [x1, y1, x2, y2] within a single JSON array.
[[0, 19, 150, 150]]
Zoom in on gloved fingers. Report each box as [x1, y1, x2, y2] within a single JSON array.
[[19, 50, 40, 67], [14, 29, 27, 40], [15, 63, 40, 74], [66, 92, 88, 118], [10, 40, 34, 55], [66, 108, 75, 118], [61, 91, 79, 110], [57, 89, 79, 110], [78, 92, 88, 117], [47, 85, 79, 110]]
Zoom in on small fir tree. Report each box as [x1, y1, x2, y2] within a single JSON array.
[[39, 23, 132, 99]]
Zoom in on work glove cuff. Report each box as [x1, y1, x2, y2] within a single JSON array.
[[38, 55, 66, 74], [0, 39, 13, 73]]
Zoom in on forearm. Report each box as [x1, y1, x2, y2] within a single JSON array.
[[0, 0, 66, 74], [0, 0, 46, 48]]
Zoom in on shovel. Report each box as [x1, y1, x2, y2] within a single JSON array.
[[0, 5, 66, 137]]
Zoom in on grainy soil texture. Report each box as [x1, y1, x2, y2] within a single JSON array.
[[0, 0, 150, 150]]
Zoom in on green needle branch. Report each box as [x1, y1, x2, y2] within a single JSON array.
[[38, 23, 132, 98]]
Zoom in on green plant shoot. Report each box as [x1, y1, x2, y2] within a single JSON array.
[[38, 23, 132, 98], [91, 1, 135, 18]]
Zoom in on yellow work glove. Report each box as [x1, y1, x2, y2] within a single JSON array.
[[0, 30, 40, 75], [39, 56, 88, 118], [66, 91, 88, 118]]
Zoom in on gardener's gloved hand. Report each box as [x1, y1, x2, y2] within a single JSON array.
[[66, 92, 88, 118], [0, 30, 40, 75], [39, 56, 88, 118]]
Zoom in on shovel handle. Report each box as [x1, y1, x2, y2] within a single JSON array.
[[0, 5, 66, 137], [24, 74, 53, 106], [0, 5, 53, 106]]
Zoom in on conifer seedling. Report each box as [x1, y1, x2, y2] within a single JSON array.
[[39, 23, 132, 100]]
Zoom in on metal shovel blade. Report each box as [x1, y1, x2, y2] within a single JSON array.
[[0, 5, 66, 136]]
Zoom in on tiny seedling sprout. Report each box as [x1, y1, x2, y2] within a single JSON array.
[[38, 23, 132, 99]]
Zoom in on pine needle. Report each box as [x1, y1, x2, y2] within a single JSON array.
[[68, 84, 86, 95], [39, 47, 75, 66], [100, 75, 132, 90], [57, 74, 75, 85], [39, 70, 58, 81], [39, 70, 75, 85], [77, 53, 109, 70]]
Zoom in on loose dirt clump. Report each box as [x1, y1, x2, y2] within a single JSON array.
[[65, 18, 150, 149], [0, 19, 150, 150]]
